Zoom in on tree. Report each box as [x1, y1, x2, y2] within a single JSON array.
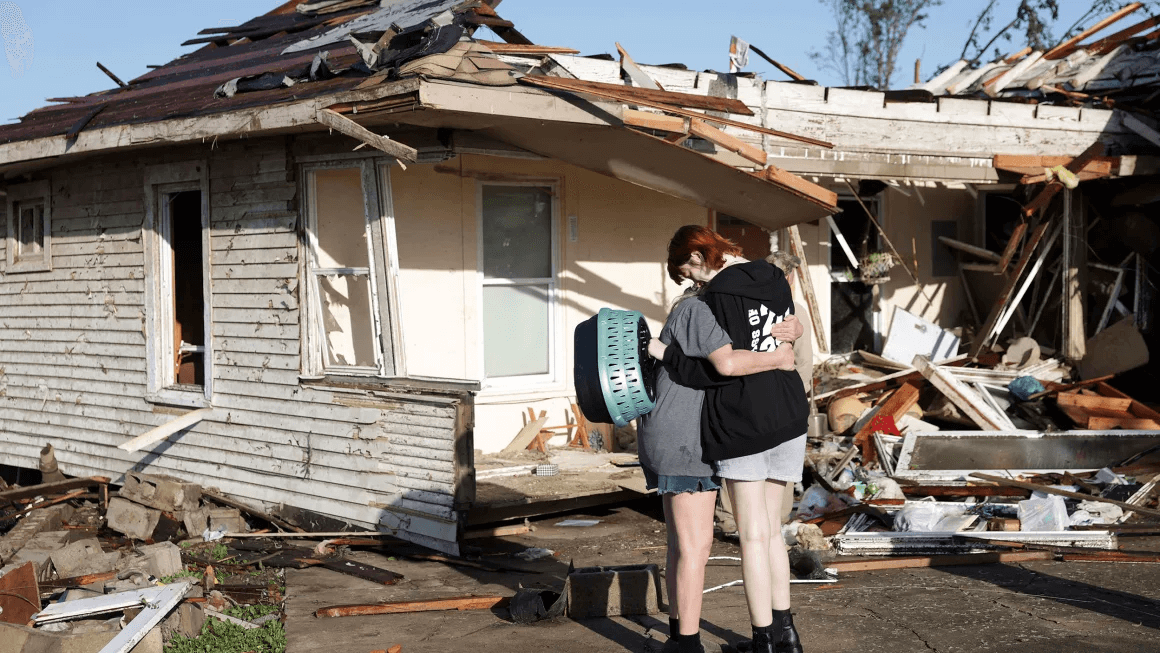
[[810, 0, 942, 89]]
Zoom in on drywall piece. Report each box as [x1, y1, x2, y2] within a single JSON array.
[[1078, 316, 1149, 379], [893, 430, 1160, 484], [881, 307, 959, 366]]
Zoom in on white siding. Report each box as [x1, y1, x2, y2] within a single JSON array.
[[0, 140, 471, 555]]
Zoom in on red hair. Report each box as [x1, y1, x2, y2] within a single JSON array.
[[666, 225, 742, 284]]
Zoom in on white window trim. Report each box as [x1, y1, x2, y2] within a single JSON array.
[[143, 162, 213, 408], [476, 180, 563, 392], [299, 158, 402, 378], [5, 180, 52, 273]]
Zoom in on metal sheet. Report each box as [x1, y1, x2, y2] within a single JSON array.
[[283, 0, 464, 54], [893, 430, 1160, 483], [835, 531, 1117, 555]]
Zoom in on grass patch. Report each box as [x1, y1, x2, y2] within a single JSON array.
[[165, 607, 285, 653]]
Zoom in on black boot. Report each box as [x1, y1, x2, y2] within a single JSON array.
[[772, 609, 802, 653], [749, 623, 777, 653], [675, 632, 705, 653]]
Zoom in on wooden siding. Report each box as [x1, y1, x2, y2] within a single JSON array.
[[0, 139, 470, 555]]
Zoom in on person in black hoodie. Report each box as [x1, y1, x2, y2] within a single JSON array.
[[658, 225, 809, 653]]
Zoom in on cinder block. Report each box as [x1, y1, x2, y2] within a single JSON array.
[[0, 504, 74, 561], [50, 538, 121, 578], [564, 564, 662, 619], [137, 542, 183, 579], [208, 508, 248, 534], [8, 530, 77, 577], [106, 497, 162, 540], [164, 586, 205, 639], [119, 472, 202, 512], [176, 507, 210, 536]]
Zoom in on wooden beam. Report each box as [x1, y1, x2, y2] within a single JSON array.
[[690, 118, 767, 166], [1044, 3, 1144, 59], [828, 551, 1052, 573], [0, 476, 109, 503], [1003, 47, 1033, 64], [1086, 15, 1160, 54], [787, 225, 828, 353], [1056, 392, 1133, 412], [971, 472, 1160, 519], [1062, 190, 1086, 360], [118, 408, 213, 452], [938, 237, 1001, 262], [518, 75, 836, 150], [762, 166, 838, 207], [993, 223, 1028, 274], [1022, 142, 1105, 217], [519, 73, 754, 116], [316, 109, 418, 166], [916, 356, 1009, 430], [475, 40, 579, 55], [994, 154, 1116, 176], [623, 109, 689, 133], [503, 413, 548, 453], [747, 43, 807, 82], [316, 596, 509, 618], [969, 222, 1052, 358], [96, 62, 128, 89]]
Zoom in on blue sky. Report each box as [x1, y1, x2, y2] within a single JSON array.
[[0, 1, 1118, 124]]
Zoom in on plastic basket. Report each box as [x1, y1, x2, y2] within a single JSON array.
[[574, 308, 656, 428]]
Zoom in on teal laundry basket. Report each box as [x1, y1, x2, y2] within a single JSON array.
[[574, 308, 656, 427]]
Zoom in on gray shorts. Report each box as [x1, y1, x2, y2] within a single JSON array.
[[713, 433, 807, 483]]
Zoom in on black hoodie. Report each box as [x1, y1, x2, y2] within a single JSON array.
[[664, 260, 808, 462]]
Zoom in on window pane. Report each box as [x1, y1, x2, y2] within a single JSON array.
[[482, 186, 552, 279], [318, 273, 377, 368], [483, 284, 549, 378], [312, 168, 370, 269], [16, 202, 43, 259]]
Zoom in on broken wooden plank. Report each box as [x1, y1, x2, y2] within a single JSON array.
[[994, 154, 1117, 176], [1087, 416, 1160, 430], [0, 563, 39, 625], [1086, 15, 1160, 54], [205, 607, 261, 630], [938, 237, 1001, 262], [316, 109, 418, 165], [118, 408, 213, 452], [1056, 392, 1133, 412], [969, 221, 1052, 358], [315, 595, 509, 618], [690, 118, 767, 166], [971, 472, 1160, 519], [916, 356, 1009, 430], [616, 42, 663, 91], [0, 477, 110, 503], [852, 381, 921, 463], [763, 166, 838, 208], [314, 558, 404, 586], [622, 108, 689, 133], [747, 43, 807, 82], [521, 73, 752, 115], [475, 41, 579, 55], [827, 551, 1052, 573], [787, 225, 828, 353], [993, 223, 1028, 275], [1044, 2, 1144, 59], [96, 62, 128, 88]]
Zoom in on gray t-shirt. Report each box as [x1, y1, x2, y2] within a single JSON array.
[[638, 296, 732, 480]]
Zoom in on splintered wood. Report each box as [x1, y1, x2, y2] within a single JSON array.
[[316, 596, 509, 618]]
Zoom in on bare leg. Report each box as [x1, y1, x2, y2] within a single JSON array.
[[725, 478, 773, 627], [663, 490, 718, 635], [764, 480, 792, 610]]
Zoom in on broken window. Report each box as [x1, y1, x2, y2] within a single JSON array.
[[480, 184, 556, 381], [144, 163, 213, 406], [5, 180, 51, 273], [304, 163, 398, 376]]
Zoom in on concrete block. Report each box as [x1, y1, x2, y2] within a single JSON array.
[[129, 626, 163, 653], [0, 621, 117, 653], [8, 530, 76, 577], [164, 586, 205, 639], [120, 472, 202, 512], [50, 538, 121, 579], [106, 497, 161, 540], [208, 508, 247, 534], [0, 504, 74, 562], [564, 564, 662, 619], [177, 507, 210, 536], [137, 542, 183, 579]]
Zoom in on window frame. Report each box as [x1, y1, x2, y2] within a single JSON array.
[[143, 162, 213, 408], [475, 180, 562, 390], [299, 158, 402, 378], [5, 180, 52, 273]]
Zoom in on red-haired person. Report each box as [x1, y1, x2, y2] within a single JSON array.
[[651, 225, 809, 653]]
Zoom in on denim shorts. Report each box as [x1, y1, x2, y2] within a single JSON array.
[[645, 473, 721, 495]]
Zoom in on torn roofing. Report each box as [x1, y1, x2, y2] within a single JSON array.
[[0, 0, 492, 147]]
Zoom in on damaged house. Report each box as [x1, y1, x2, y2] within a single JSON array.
[[1, 0, 1158, 556]]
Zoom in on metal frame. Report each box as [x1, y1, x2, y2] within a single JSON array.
[[893, 429, 1160, 484], [475, 179, 563, 390]]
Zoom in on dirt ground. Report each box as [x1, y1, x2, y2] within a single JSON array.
[[284, 498, 1160, 653]]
